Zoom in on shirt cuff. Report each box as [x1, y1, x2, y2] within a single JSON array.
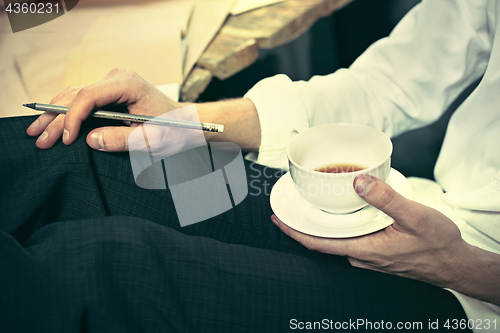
[[244, 74, 309, 170]]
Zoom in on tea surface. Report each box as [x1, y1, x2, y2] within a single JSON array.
[[315, 164, 367, 173]]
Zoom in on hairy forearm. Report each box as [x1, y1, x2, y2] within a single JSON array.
[[182, 98, 261, 151], [448, 244, 500, 306]]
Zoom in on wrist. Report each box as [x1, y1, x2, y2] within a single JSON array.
[[195, 102, 217, 142], [186, 98, 261, 150], [447, 242, 500, 305], [175, 102, 216, 142]]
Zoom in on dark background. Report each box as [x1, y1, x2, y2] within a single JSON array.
[[198, 0, 477, 181]]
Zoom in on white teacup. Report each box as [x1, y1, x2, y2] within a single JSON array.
[[287, 123, 392, 214]]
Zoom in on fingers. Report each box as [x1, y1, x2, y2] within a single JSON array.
[[32, 120, 136, 152], [63, 70, 143, 145], [27, 68, 160, 150], [27, 86, 82, 138], [347, 257, 386, 273], [274, 211, 391, 274], [353, 175, 424, 230], [34, 114, 66, 149], [27, 112, 58, 137], [104, 67, 127, 79], [86, 126, 137, 152], [50, 85, 84, 106], [270, 214, 352, 255]]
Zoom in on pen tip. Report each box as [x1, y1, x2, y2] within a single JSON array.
[[23, 103, 36, 109]]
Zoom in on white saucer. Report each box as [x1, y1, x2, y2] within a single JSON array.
[[270, 168, 412, 238]]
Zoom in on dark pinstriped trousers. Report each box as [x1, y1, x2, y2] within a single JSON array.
[[0, 116, 469, 332]]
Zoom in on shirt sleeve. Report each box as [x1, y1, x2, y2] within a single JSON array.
[[244, 0, 491, 169]]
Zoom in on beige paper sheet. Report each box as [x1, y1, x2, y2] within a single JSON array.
[[6, 6, 109, 116], [16, 45, 70, 104], [65, 34, 183, 87], [231, 0, 284, 16], [65, 1, 193, 93], [183, 0, 234, 78], [82, 1, 194, 41], [6, 0, 230, 117]]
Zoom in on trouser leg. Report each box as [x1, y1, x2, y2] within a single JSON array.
[[0, 117, 470, 332], [0, 116, 312, 256], [0, 216, 470, 333]]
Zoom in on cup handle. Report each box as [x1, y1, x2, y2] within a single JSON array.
[[290, 126, 308, 139]]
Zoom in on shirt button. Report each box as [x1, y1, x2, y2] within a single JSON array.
[[491, 178, 500, 189]]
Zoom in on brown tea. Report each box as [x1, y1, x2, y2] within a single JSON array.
[[315, 163, 367, 174]]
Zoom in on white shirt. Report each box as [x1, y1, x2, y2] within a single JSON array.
[[244, 0, 500, 329]]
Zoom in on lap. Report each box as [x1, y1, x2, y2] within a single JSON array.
[[0, 116, 309, 255], [1, 216, 469, 332], [0, 116, 470, 332]]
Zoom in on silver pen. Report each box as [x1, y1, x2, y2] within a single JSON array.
[[23, 103, 224, 133]]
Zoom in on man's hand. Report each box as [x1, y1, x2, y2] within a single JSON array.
[[272, 175, 490, 296], [26, 68, 181, 152]]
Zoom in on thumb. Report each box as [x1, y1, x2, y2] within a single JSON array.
[[87, 126, 136, 152], [354, 174, 418, 228]]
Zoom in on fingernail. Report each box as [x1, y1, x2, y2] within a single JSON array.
[[29, 120, 39, 130], [271, 216, 279, 226], [354, 175, 375, 195], [63, 129, 70, 143], [89, 132, 104, 150], [37, 131, 48, 142]]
